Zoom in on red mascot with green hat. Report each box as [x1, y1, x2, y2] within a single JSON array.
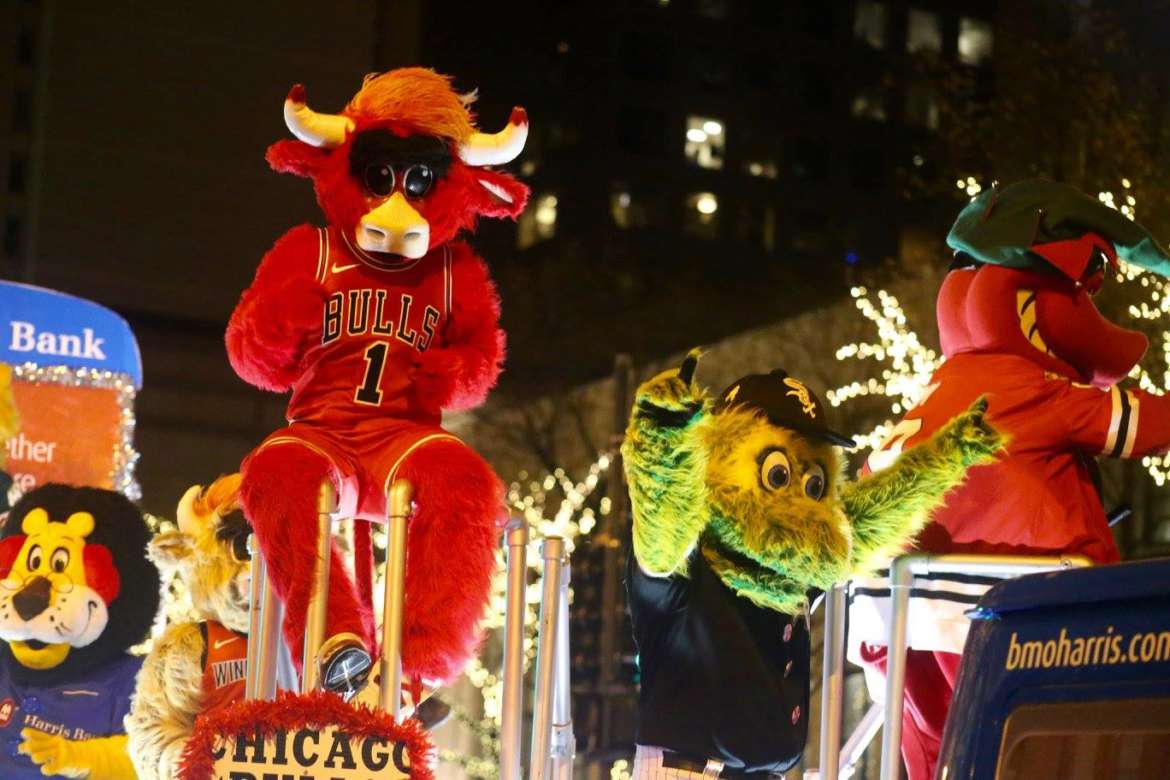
[[861, 179, 1170, 780]]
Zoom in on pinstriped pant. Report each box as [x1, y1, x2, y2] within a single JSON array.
[[633, 745, 723, 778]]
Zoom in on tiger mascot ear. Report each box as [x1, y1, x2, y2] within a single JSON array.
[[146, 530, 195, 575]]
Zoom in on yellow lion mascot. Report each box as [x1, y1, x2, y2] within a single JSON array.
[[0, 484, 160, 779]]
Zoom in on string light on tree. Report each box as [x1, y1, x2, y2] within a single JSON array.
[[433, 452, 615, 778], [828, 287, 942, 450]]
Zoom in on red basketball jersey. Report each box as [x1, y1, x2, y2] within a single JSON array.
[[200, 621, 247, 714], [287, 226, 451, 427]]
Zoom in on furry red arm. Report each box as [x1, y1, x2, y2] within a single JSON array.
[[225, 225, 326, 392], [411, 243, 505, 413]]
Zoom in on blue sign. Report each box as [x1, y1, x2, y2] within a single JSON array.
[[937, 558, 1170, 778], [0, 281, 141, 388]]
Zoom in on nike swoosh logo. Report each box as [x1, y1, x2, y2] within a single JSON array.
[[213, 637, 240, 650], [331, 262, 358, 274]]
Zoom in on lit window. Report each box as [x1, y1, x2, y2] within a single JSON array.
[[905, 82, 939, 129], [684, 192, 720, 239], [853, 1, 885, 50], [745, 160, 778, 179], [611, 184, 662, 229], [517, 193, 557, 249], [851, 88, 887, 121], [907, 9, 942, 53], [958, 17, 993, 65], [611, 190, 632, 229], [685, 116, 725, 170]]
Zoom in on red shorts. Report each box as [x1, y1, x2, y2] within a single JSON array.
[[247, 418, 461, 522]]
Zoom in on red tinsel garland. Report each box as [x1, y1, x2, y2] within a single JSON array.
[[178, 690, 435, 780]]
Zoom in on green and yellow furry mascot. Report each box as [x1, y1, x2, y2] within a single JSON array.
[[623, 350, 1002, 778]]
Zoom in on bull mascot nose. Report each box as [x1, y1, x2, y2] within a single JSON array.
[[13, 575, 52, 622], [359, 193, 431, 258]]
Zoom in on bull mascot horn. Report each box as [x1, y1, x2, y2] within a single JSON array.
[[282, 84, 528, 165], [282, 84, 353, 148]]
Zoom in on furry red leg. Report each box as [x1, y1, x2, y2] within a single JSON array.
[[396, 441, 505, 683], [240, 444, 373, 670]]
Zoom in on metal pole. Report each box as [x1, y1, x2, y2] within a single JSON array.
[[530, 536, 565, 780], [245, 538, 288, 701], [380, 479, 413, 718], [550, 551, 575, 780], [879, 557, 913, 780], [500, 518, 529, 780], [839, 703, 883, 779], [818, 583, 847, 780], [257, 575, 285, 700], [244, 539, 266, 700], [301, 480, 337, 693]]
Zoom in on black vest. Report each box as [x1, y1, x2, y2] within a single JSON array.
[[626, 551, 812, 774]]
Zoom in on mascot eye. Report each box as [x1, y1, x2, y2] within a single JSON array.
[[50, 548, 69, 573], [231, 534, 251, 563], [26, 544, 43, 571], [760, 450, 791, 491], [802, 464, 827, 501], [403, 165, 434, 198], [363, 163, 396, 196]]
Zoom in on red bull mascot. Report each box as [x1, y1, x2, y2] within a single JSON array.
[[226, 68, 529, 698], [862, 179, 1170, 780]]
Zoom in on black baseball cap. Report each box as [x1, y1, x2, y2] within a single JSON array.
[[713, 369, 855, 449]]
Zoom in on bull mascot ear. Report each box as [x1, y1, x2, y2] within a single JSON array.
[[467, 168, 530, 220], [266, 139, 330, 179]]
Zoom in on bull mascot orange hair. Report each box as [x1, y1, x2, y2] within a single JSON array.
[[226, 68, 528, 696]]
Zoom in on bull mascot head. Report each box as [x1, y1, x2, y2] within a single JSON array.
[[268, 68, 529, 259], [938, 179, 1170, 387]]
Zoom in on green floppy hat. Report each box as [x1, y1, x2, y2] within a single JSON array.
[[946, 178, 1170, 277]]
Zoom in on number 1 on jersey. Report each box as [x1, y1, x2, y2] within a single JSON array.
[[355, 341, 388, 405]]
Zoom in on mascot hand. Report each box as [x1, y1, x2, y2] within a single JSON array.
[[636, 348, 705, 421], [411, 348, 459, 414], [250, 277, 328, 356], [20, 730, 136, 780], [940, 397, 1005, 467]]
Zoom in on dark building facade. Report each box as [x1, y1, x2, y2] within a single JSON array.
[[410, 0, 997, 396]]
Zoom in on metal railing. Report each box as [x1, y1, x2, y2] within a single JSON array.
[[242, 479, 575, 777], [811, 553, 1092, 780]]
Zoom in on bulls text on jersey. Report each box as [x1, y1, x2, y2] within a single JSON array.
[[322, 289, 440, 352]]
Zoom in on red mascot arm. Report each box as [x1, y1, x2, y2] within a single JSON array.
[[411, 243, 505, 413], [226, 224, 326, 392], [1061, 381, 1170, 458]]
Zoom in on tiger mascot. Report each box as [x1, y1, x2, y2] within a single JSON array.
[[125, 475, 251, 780]]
